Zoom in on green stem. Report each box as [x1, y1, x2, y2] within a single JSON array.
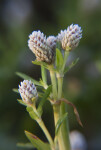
[[49, 65, 58, 100], [55, 50, 71, 150], [57, 77, 71, 150], [32, 106, 54, 149], [37, 119, 55, 149], [53, 105, 60, 150], [41, 65, 48, 89], [62, 51, 69, 72]]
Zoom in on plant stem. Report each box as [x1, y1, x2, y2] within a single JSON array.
[[32, 106, 54, 149], [49, 65, 58, 100], [37, 119, 54, 149], [57, 77, 71, 150], [62, 51, 69, 72], [41, 65, 47, 88], [55, 50, 71, 150], [53, 105, 60, 150]]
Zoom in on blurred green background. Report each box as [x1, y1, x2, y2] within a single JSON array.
[[0, 0, 101, 150]]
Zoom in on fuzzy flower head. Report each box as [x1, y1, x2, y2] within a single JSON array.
[[58, 24, 82, 51], [62, 24, 82, 50], [28, 30, 54, 64], [57, 29, 67, 42], [47, 36, 57, 51], [19, 80, 38, 104]]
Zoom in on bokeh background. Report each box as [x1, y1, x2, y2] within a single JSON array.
[[0, 0, 101, 150]]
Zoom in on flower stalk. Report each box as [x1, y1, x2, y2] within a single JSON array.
[[56, 50, 71, 150], [37, 118, 54, 149], [49, 65, 58, 100]]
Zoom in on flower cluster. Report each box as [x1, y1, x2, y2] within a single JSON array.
[[28, 24, 82, 63], [19, 80, 38, 104], [28, 31, 55, 64]]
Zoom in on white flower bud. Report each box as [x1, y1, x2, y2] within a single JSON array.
[[62, 24, 82, 50], [57, 29, 67, 42], [28, 30, 54, 64], [19, 80, 38, 104], [47, 36, 57, 50]]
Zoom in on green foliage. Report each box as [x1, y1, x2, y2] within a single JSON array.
[[17, 99, 27, 106], [64, 58, 79, 74], [12, 88, 19, 93], [32, 60, 49, 70], [56, 48, 64, 71], [41, 66, 47, 85], [37, 85, 52, 116], [16, 72, 42, 86], [26, 106, 40, 120], [25, 131, 51, 150], [55, 113, 68, 135], [17, 143, 34, 149]]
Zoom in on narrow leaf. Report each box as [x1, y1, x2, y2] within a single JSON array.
[[13, 88, 19, 93], [32, 61, 49, 69], [17, 143, 34, 149], [56, 48, 63, 70], [55, 113, 68, 135], [32, 60, 43, 66], [64, 58, 79, 74], [37, 85, 52, 114], [16, 72, 42, 86], [17, 99, 27, 106], [61, 98, 83, 127], [41, 66, 47, 85], [25, 131, 51, 150]]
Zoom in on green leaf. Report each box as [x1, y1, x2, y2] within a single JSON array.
[[26, 106, 39, 120], [25, 131, 51, 150], [26, 106, 33, 112], [12, 88, 19, 93], [64, 58, 79, 74], [17, 143, 34, 149], [37, 85, 52, 115], [17, 99, 27, 106], [56, 48, 64, 70], [32, 60, 49, 70], [41, 66, 47, 85], [32, 60, 43, 66], [16, 72, 42, 86], [55, 113, 68, 135]]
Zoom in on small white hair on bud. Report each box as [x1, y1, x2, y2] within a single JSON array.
[[57, 29, 67, 42], [47, 36, 57, 50], [18, 80, 38, 103], [62, 24, 82, 50], [28, 30, 54, 64]]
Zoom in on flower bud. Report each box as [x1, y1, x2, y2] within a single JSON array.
[[28, 30, 54, 64], [47, 36, 57, 51], [57, 29, 67, 42], [62, 24, 82, 50], [19, 80, 38, 104]]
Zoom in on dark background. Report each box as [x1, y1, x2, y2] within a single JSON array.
[[0, 0, 101, 150]]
